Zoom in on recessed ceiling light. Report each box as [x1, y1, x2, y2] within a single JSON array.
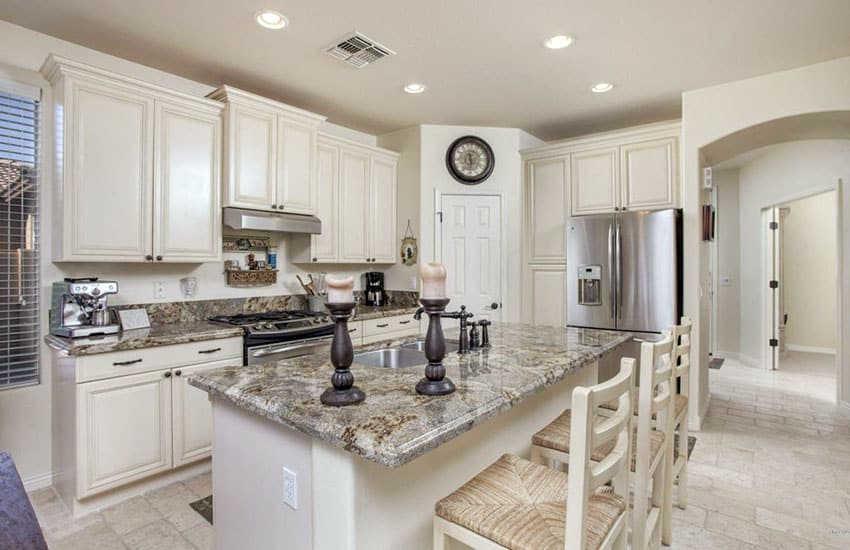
[[403, 83, 426, 94], [544, 35, 574, 49], [255, 10, 288, 30], [591, 82, 614, 93]]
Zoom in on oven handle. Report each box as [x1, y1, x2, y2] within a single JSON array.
[[251, 338, 332, 359]]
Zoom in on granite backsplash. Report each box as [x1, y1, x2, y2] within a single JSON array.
[[111, 290, 420, 325]]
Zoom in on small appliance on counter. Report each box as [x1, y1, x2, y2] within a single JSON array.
[[364, 272, 386, 307], [49, 278, 120, 338]]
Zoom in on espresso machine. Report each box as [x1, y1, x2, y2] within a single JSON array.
[[50, 278, 120, 337], [364, 272, 386, 307]]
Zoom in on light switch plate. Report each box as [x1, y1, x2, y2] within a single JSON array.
[[720, 276, 731, 287], [153, 281, 166, 299], [283, 467, 297, 510]]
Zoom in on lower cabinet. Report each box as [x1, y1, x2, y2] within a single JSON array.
[[350, 314, 420, 346], [523, 265, 567, 327]]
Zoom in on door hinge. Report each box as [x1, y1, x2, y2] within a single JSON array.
[[769, 280, 779, 289], [769, 338, 779, 347], [436, 211, 443, 223], [769, 221, 778, 230]]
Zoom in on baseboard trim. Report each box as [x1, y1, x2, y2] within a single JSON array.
[[690, 393, 710, 432], [738, 354, 761, 368], [786, 344, 837, 355], [714, 350, 739, 360], [23, 471, 54, 492]]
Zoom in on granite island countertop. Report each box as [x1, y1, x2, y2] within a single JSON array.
[[44, 321, 244, 356], [189, 323, 631, 467]]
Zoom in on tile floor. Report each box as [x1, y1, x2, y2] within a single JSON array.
[[27, 352, 849, 549]]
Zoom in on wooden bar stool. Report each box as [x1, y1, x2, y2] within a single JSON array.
[[662, 316, 692, 543], [530, 335, 675, 550], [433, 359, 636, 550]]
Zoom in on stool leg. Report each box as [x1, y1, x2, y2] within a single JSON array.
[[433, 518, 446, 550], [677, 424, 689, 509]]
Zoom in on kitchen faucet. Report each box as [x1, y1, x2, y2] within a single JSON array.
[[440, 305, 474, 354]]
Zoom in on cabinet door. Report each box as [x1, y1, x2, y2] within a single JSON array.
[[338, 148, 370, 262], [311, 142, 339, 262], [570, 147, 619, 216], [172, 359, 236, 467], [277, 119, 317, 215], [526, 265, 567, 327], [226, 105, 277, 210], [369, 156, 397, 263], [77, 369, 172, 498], [620, 136, 678, 211], [67, 79, 153, 260], [154, 101, 222, 262], [526, 157, 569, 263]]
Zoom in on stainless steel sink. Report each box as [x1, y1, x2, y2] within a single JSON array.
[[353, 348, 425, 369], [398, 339, 459, 353]]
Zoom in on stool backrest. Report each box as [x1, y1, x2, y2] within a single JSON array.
[[635, 333, 674, 471], [565, 358, 635, 550], [672, 316, 692, 398]]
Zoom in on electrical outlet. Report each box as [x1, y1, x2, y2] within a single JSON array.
[[153, 281, 166, 299], [283, 467, 297, 510]]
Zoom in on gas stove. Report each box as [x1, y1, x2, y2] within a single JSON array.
[[209, 310, 335, 365]]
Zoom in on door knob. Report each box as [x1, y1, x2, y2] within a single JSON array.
[[484, 302, 501, 310]]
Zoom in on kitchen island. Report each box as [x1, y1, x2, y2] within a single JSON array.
[[189, 323, 631, 550]]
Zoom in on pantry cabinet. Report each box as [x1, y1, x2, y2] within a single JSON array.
[[292, 134, 399, 265], [209, 86, 326, 216], [42, 55, 223, 263], [525, 157, 569, 264]]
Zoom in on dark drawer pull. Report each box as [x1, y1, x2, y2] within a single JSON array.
[[349, 328, 358, 333], [376, 323, 389, 328], [398, 320, 411, 325], [113, 358, 142, 366], [198, 347, 222, 354]]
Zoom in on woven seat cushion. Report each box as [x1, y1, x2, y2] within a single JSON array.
[[600, 393, 688, 420], [531, 410, 665, 471], [436, 454, 625, 550]]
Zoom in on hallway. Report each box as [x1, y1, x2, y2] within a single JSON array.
[[670, 358, 850, 549]]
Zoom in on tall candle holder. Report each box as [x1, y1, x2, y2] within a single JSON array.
[[320, 301, 365, 406], [416, 297, 456, 396]]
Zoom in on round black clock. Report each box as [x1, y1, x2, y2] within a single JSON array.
[[445, 136, 495, 184]]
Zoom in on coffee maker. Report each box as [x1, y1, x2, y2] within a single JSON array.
[[50, 278, 120, 338], [364, 272, 386, 307]]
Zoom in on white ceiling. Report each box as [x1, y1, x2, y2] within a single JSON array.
[[2, 0, 850, 140]]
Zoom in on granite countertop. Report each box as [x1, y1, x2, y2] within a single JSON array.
[[44, 321, 244, 356], [353, 305, 419, 321], [189, 323, 631, 468]]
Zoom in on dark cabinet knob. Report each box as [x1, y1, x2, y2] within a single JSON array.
[[278, 205, 285, 210], [174, 370, 182, 376], [271, 204, 278, 209], [156, 255, 163, 261], [145, 255, 153, 261], [312, 258, 317, 262], [164, 371, 172, 378]]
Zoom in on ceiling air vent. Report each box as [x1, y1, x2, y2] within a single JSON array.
[[325, 32, 396, 68]]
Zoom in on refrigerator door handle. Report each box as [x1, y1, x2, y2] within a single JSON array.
[[608, 223, 615, 319], [616, 222, 623, 319]]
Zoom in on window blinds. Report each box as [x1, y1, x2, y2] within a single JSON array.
[[0, 88, 40, 389]]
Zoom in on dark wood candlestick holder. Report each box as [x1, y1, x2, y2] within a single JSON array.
[[416, 297, 456, 396], [321, 301, 365, 407]]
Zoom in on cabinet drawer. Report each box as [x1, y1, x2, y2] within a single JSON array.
[[362, 327, 420, 346], [77, 337, 242, 383], [361, 315, 418, 337]]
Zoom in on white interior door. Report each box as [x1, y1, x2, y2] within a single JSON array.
[[440, 195, 502, 323]]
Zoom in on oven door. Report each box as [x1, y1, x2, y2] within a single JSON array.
[[247, 336, 332, 366]]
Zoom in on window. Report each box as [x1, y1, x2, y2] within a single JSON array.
[[0, 85, 40, 389]]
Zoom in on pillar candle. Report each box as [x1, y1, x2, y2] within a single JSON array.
[[420, 262, 447, 298], [325, 275, 355, 303]]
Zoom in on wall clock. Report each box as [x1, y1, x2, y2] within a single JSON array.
[[445, 135, 495, 184]]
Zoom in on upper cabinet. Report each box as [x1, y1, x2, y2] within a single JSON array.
[[571, 147, 620, 216], [619, 136, 678, 211], [292, 134, 399, 265], [208, 86, 325, 216], [525, 157, 569, 263], [42, 56, 223, 263]]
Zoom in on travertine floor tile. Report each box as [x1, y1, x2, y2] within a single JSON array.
[[101, 496, 162, 535], [122, 520, 195, 550], [183, 521, 215, 550]]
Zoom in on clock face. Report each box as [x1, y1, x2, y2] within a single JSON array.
[[446, 136, 494, 184]]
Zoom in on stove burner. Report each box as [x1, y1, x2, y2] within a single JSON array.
[[208, 310, 325, 326]]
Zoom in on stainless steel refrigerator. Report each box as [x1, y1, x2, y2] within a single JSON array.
[[566, 209, 682, 334]]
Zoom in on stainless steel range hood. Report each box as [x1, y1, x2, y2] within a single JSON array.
[[223, 208, 322, 234]]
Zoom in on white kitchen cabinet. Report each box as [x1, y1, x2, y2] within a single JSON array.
[[352, 314, 420, 345], [154, 101, 222, 262], [172, 359, 236, 467], [209, 86, 325, 215], [570, 147, 620, 216], [42, 56, 223, 263], [77, 369, 173, 498], [620, 136, 678, 211], [311, 141, 340, 262], [339, 148, 371, 262], [293, 134, 399, 264], [525, 265, 567, 327], [526, 157, 569, 264], [226, 104, 277, 210], [368, 155, 398, 263]]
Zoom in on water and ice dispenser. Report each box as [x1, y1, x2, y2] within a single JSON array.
[[577, 265, 602, 306]]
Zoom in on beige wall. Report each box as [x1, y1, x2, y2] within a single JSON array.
[[714, 169, 741, 356], [782, 191, 838, 352], [682, 55, 850, 420]]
